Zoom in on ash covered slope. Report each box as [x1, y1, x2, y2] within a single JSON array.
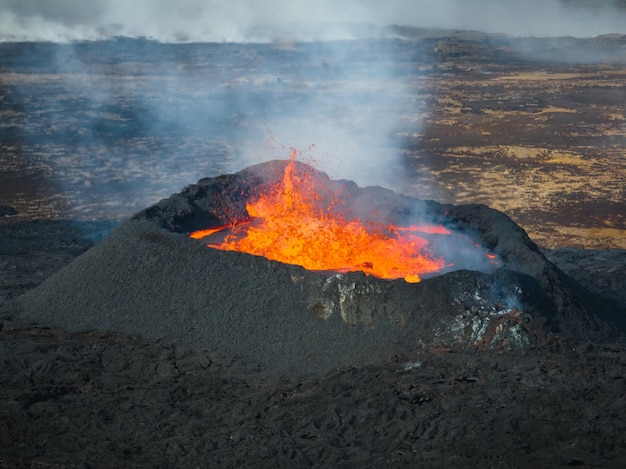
[[16, 161, 624, 374]]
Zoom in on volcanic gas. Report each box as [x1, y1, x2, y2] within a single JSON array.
[[14, 156, 625, 375], [189, 151, 497, 283]]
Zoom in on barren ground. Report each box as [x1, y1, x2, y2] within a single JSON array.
[[1, 30, 625, 468]]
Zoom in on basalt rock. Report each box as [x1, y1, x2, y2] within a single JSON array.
[[15, 160, 625, 374]]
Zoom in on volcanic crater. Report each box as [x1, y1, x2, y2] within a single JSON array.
[[2, 27, 626, 467], [15, 158, 625, 374]]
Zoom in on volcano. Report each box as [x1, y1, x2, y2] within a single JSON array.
[[15, 159, 625, 374], [188, 151, 498, 283]]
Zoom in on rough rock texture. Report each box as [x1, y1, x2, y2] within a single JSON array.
[[3, 218, 626, 468], [0, 205, 17, 217], [15, 161, 625, 374], [2, 323, 625, 468], [543, 247, 626, 311], [2, 30, 626, 468]]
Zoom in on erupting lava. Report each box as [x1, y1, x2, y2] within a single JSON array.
[[191, 151, 453, 283]]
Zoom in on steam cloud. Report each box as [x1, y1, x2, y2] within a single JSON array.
[[2, 0, 626, 222], [3, 0, 626, 42]]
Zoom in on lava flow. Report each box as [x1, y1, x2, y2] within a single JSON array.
[[190, 151, 452, 283]]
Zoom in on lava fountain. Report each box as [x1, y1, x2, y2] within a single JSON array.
[[190, 150, 496, 283], [14, 153, 623, 375]]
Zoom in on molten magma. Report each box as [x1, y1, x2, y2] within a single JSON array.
[[190, 153, 452, 283]]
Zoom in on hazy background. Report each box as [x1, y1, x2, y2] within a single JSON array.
[[2, 0, 626, 42], [1, 0, 626, 224], [0, 0, 626, 41]]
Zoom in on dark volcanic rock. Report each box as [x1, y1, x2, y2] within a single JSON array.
[[543, 247, 626, 311], [14, 161, 625, 374], [2, 324, 625, 468], [0, 205, 17, 217]]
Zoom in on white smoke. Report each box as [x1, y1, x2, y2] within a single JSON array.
[[2, 0, 626, 222], [2, 0, 626, 43]]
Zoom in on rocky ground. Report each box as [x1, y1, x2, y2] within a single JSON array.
[[1, 184, 625, 469], [1, 30, 625, 467], [1, 321, 625, 468]]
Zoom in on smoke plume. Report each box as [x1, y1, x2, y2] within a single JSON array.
[[1, 0, 626, 222], [3, 0, 626, 43]]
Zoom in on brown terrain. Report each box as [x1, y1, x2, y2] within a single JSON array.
[[1, 29, 625, 467]]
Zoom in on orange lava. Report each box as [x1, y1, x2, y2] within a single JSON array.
[[189, 227, 232, 239], [190, 151, 452, 283]]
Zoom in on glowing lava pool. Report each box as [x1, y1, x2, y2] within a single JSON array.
[[190, 151, 497, 282]]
